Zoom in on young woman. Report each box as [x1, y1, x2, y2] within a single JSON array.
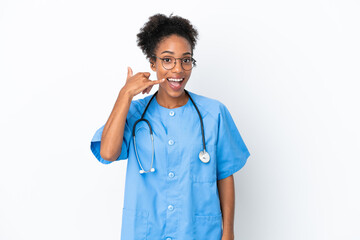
[[90, 13, 250, 240]]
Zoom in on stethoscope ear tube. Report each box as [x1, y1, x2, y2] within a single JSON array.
[[132, 94, 157, 174], [133, 130, 155, 174], [184, 90, 207, 152], [184, 90, 210, 163], [132, 118, 155, 174], [132, 118, 153, 136]]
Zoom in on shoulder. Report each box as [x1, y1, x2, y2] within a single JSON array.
[[127, 94, 154, 119], [187, 90, 228, 121]]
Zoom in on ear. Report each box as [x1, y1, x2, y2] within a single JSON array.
[[150, 60, 156, 72]]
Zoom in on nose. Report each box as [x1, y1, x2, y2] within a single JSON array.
[[172, 59, 183, 73]]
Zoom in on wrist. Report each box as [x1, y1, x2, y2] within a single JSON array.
[[222, 227, 234, 238], [119, 87, 134, 99], [222, 232, 234, 240]]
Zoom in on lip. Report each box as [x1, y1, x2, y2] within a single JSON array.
[[167, 77, 185, 91]]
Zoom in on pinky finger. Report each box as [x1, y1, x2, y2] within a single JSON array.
[[147, 86, 153, 94]]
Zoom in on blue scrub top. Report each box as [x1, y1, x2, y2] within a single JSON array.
[[90, 90, 250, 240]]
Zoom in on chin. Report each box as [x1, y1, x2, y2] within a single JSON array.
[[169, 89, 185, 97]]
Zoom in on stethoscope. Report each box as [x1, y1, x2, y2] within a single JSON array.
[[132, 89, 210, 174]]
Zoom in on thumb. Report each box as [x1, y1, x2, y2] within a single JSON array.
[[127, 67, 133, 78]]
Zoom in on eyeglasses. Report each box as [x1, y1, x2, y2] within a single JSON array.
[[152, 55, 197, 71]]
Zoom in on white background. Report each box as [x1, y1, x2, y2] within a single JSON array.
[[1, 0, 359, 239]]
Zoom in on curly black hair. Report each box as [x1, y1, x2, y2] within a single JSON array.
[[136, 13, 199, 63]]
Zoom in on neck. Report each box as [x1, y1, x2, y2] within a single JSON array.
[[156, 88, 189, 109]]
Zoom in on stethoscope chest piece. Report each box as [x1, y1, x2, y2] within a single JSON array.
[[199, 150, 210, 163]]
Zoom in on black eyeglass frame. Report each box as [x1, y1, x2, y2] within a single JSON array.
[[151, 55, 197, 71]]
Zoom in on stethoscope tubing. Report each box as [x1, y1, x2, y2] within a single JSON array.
[[132, 89, 209, 174], [184, 89, 206, 152]]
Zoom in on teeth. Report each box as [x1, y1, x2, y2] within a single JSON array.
[[167, 78, 183, 82]]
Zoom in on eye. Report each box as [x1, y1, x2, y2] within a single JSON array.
[[182, 57, 192, 63], [163, 58, 173, 63]]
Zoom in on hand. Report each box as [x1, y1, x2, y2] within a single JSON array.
[[122, 67, 165, 97]]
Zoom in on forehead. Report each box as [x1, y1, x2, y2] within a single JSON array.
[[155, 34, 192, 55]]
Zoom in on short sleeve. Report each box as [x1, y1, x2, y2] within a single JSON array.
[[90, 119, 132, 164], [216, 103, 250, 180]]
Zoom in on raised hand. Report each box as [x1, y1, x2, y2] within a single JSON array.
[[123, 67, 165, 98]]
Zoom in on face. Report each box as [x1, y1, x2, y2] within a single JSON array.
[[150, 34, 193, 98]]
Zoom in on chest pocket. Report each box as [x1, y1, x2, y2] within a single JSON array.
[[190, 144, 217, 183], [121, 208, 149, 240]]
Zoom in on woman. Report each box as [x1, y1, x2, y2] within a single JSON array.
[[90, 13, 250, 240]]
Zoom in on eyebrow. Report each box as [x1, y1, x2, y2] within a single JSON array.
[[160, 51, 192, 56]]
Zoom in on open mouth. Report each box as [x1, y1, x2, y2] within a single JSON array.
[[167, 78, 185, 91]]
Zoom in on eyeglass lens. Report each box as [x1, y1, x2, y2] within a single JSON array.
[[161, 56, 194, 70]]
